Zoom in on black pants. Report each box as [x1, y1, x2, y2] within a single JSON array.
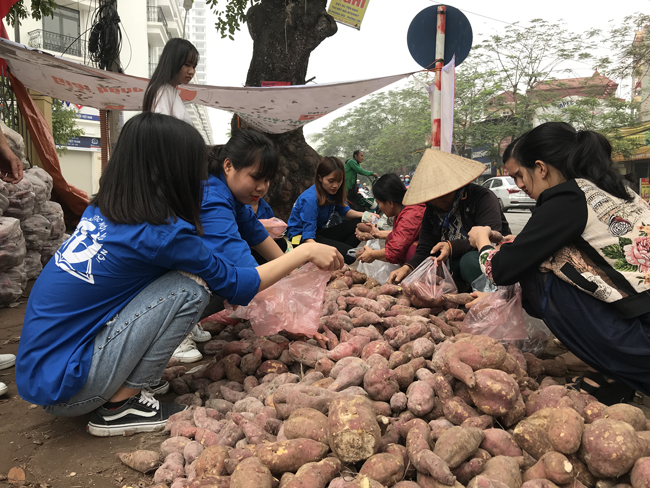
[[251, 237, 288, 265], [199, 294, 226, 321], [520, 269, 650, 396], [315, 218, 361, 265]]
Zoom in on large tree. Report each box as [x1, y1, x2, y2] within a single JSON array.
[[207, 0, 337, 219], [6, 0, 57, 27]]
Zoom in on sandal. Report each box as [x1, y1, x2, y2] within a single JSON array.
[[567, 370, 636, 406]]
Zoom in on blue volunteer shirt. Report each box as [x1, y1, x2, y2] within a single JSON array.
[[254, 198, 274, 220], [16, 205, 260, 405], [286, 185, 350, 241], [201, 173, 269, 268]]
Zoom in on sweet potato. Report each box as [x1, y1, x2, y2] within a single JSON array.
[[583, 402, 607, 423], [603, 404, 647, 432], [548, 407, 584, 455], [391, 392, 408, 412], [523, 452, 574, 485], [352, 312, 384, 327], [480, 429, 522, 458], [434, 426, 485, 468], [359, 452, 406, 486], [184, 441, 204, 465], [581, 419, 645, 478], [407, 381, 435, 416], [230, 456, 273, 488], [443, 397, 480, 425], [273, 384, 339, 419], [253, 438, 329, 476], [289, 341, 329, 367], [154, 452, 185, 484], [161, 436, 194, 458], [118, 450, 161, 473], [329, 361, 371, 392], [345, 296, 385, 316], [468, 369, 520, 417], [631, 457, 650, 488], [476, 456, 522, 488], [328, 395, 382, 462], [282, 457, 341, 488], [364, 366, 400, 402], [283, 408, 329, 444], [462, 415, 494, 430], [413, 337, 436, 358], [513, 408, 555, 460], [454, 458, 487, 485], [443, 336, 507, 388]]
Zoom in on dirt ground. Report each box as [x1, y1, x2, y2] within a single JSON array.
[[0, 281, 212, 488]]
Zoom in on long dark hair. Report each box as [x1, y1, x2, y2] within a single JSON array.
[[91, 113, 207, 234], [510, 122, 631, 201], [373, 173, 405, 204], [142, 39, 199, 112], [315, 157, 346, 206], [207, 130, 278, 180]]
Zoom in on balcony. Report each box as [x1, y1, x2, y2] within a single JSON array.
[[28, 29, 86, 58], [147, 6, 173, 40]]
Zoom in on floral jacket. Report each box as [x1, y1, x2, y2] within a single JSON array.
[[479, 178, 650, 319]]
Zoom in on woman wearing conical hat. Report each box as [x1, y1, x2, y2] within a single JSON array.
[[388, 149, 510, 291]]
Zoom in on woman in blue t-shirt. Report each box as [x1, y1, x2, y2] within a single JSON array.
[[15, 113, 343, 437], [287, 157, 366, 264]]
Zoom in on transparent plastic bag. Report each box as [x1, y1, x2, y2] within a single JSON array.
[[0, 216, 26, 271], [24, 249, 43, 280], [4, 178, 34, 221], [0, 180, 9, 215], [355, 239, 400, 284], [401, 257, 457, 307], [40, 201, 66, 239], [21, 214, 52, 251], [259, 217, 287, 239], [471, 274, 498, 293], [461, 284, 528, 341], [0, 262, 27, 307], [227, 263, 331, 337]]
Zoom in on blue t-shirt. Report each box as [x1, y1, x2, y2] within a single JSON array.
[[16, 205, 260, 405], [254, 198, 274, 220], [286, 185, 350, 241], [201, 174, 269, 268]]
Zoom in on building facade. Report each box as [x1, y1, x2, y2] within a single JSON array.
[[8, 0, 213, 196]]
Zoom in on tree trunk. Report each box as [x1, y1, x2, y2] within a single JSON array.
[[231, 0, 337, 220]]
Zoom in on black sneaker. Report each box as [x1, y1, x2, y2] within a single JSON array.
[[86, 391, 187, 437], [150, 380, 170, 396]]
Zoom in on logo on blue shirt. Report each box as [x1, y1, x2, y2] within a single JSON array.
[[55, 217, 108, 284]]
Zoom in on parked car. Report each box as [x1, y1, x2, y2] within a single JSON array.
[[482, 176, 536, 212]]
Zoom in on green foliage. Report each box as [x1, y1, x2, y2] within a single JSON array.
[[52, 99, 83, 155], [6, 0, 58, 27], [311, 80, 431, 175], [205, 0, 260, 39]]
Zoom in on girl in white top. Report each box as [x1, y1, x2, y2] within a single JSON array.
[[143, 38, 197, 126], [143, 38, 203, 362]]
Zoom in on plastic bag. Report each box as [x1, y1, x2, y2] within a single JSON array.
[[4, 178, 34, 221], [40, 201, 66, 239], [228, 263, 331, 337], [0, 180, 9, 215], [259, 217, 287, 239], [471, 273, 498, 293], [41, 233, 69, 266], [24, 249, 43, 280], [21, 214, 52, 251], [355, 239, 400, 284], [0, 262, 27, 307], [24, 169, 50, 211], [401, 258, 457, 307], [0, 216, 26, 272], [461, 284, 528, 341]]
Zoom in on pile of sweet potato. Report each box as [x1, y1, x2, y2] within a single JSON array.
[[116, 266, 650, 488]]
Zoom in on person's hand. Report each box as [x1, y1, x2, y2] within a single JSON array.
[[0, 145, 22, 184], [430, 241, 451, 262], [465, 291, 491, 309], [503, 234, 517, 242], [373, 172, 378, 178], [358, 246, 375, 263], [304, 242, 345, 271], [356, 229, 371, 241], [468, 226, 492, 249], [388, 265, 411, 284]]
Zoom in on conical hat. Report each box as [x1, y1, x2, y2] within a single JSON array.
[[403, 149, 486, 205]]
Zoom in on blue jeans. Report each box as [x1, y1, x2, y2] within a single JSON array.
[[44, 271, 209, 417]]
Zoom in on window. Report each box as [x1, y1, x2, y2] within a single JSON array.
[[482, 180, 493, 188], [42, 7, 81, 55], [492, 179, 503, 188]]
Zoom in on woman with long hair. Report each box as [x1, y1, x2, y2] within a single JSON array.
[[286, 157, 367, 264], [469, 121, 650, 404], [142, 38, 198, 124], [15, 113, 343, 437]]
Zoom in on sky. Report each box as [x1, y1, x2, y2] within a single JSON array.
[[203, 0, 650, 144]]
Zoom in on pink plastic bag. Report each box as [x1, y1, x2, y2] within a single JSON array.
[[401, 257, 457, 308], [460, 284, 528, 341], [227, 263, 331, 337], [259, 217, 287, 239]]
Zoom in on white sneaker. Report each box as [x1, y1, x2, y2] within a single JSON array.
[[172, 336, 202, 363], [0, 382, 7, 396], [190, 324, 211, 343], [0, 354, 16, 371]]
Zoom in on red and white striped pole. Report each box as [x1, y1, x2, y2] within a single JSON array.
[[431, 5, 446, 151]]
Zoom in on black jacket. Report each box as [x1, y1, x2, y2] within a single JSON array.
[[406, 184, 510, 269]]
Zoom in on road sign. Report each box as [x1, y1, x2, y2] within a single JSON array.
[[407, 4, 472, 69]]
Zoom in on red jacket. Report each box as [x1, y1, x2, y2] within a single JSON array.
[[385, 204, 426, 264]]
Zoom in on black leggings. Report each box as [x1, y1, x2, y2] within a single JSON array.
[[315, 218, 361, 265], [251, 238, 288, 265]]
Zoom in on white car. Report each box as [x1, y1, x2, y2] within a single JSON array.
[[482, 176, 536, 212]]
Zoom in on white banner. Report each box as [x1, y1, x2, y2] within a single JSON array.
[[0, 38, 412, 134], [440, 56, 455, 153]]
